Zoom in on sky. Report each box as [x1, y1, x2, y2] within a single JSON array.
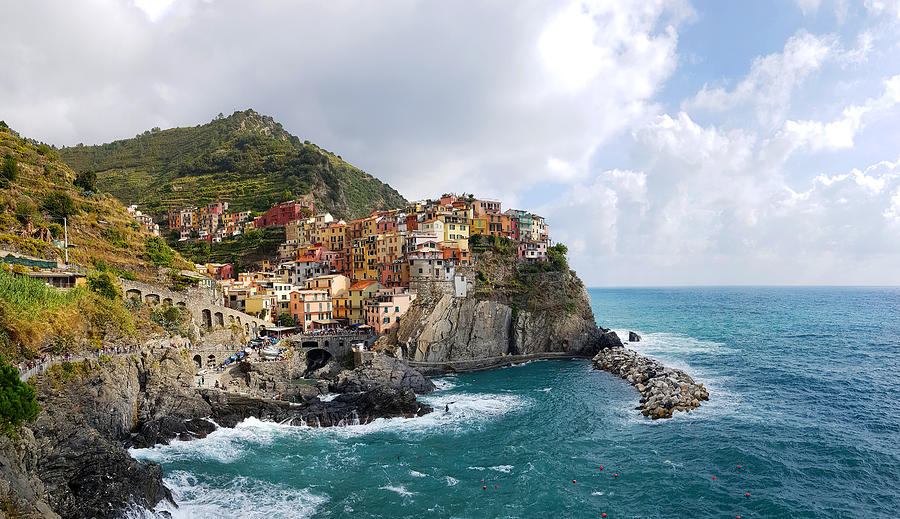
[[2, 0, 900, 286]]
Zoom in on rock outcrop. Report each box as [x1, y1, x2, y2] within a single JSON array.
[[385, 253, 605, 370], [0, 346, 434, 518], [592, 347, 709, 419], [332, 356, 436, 394], [628, 331, 641, 342]]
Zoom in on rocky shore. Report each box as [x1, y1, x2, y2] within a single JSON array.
[[592, 344, 709, 419]]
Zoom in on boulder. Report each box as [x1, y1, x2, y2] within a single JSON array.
[[628, 331, 641, 342]]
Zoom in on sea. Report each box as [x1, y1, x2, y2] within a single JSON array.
[[131, 287, 900, 518]]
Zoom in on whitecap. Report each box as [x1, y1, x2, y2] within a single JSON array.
[[445, 476, 459, 486], [379, 485, 416, 497], [410, 470, 427, 478], [489, 465, 513, 473], [150, 470, 327, 519], [317, 393, 339, 402]]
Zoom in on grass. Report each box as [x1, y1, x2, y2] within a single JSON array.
[[0, 267, 85, 318]]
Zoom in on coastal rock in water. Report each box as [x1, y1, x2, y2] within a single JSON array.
[[591, 347, 708, 419], [599, 329, 623, 350], [332, 356, 435, 394], [628, 331, 641, 342]]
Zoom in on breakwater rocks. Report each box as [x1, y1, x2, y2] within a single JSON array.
[[592, 347, 709, 419]]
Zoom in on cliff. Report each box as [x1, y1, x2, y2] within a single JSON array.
[[383, 250, 621, 371], [0, 347, 432, 518]]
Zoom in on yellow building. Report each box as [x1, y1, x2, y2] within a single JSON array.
[[304, 274, 350, 298], [347, 280, 381, 325], [469, 217, 487, 236], [438, 214, 469, 250]]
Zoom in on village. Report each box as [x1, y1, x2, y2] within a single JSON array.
[[162, 194, 551, 336]]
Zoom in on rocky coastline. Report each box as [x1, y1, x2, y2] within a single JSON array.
[[592, 343, 709, 419]]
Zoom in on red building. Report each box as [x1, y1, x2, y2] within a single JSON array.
[[254, 200, 315, 228]]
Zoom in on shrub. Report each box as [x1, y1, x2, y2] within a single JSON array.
[[74, 170, 96, 192], [87, 270, 121, 299], [145, 236, 175, 267], [0, 356, 39, 435], [42, 192, 76, 218], [1, 155, 17, 186], [14, 200, 36, 224], [548, 243, 569, 271]]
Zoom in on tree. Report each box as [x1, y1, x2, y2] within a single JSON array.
[[145, 236, 176, 267], [0, 356, 39, 435], [548, 243, 569, 271], [74, 169, 96, 192], [42, 192, 76, 218], [1, 154, 18, 186], [87, 270, 121, 299], [275, 314, 296, 327]]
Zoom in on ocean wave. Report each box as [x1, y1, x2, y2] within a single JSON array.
[[431, 376, 459, 391], [489, 465, 514, 473], [379, 484, 416, 497], [150, 470, 327, 519]]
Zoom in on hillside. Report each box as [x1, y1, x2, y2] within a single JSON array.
[[0, 121, 188, 277], [59, 110, 408, 220]]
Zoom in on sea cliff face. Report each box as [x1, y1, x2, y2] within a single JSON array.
[[0, 348, 432, 518], [383, 255, 621, 370]]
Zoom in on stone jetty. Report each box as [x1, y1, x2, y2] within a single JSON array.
[[592, 346, 709, 419]]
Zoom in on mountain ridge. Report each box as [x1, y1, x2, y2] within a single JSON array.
[[59, 109, 407, 220]]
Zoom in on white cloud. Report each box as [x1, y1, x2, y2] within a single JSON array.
[[684, 30, 835, 128]]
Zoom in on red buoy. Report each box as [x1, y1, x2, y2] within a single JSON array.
[[602, 514, 607, 517], [614, 474, 618, 478], [572, 479, 577, 483], [599, 466, 604, 470], [737, 465, 742, 469], [494, 484, 498, 488], [418, 456, 422, 458], [481, 479, 484, 482], [712, 476, 716, 480], [745, 493, 750, 497], [483, 485, 487, 489]]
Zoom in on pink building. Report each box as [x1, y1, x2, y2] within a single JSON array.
[[364, 291, 416, 335]]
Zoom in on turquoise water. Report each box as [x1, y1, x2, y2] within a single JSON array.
[[132, 287, 900, 518]]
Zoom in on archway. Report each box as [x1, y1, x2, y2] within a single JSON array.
[[125, 289, 141, 301], [193, 355, 202, 368], [163, 298, 173, 306], [214, 312, 224, 328], [305, 348, 333, 373], [201, 309, 212, 329], [176, 301, 186, 308], [145, 293, 160, 305]]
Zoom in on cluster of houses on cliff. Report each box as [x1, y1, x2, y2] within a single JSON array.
[[169, 194, 550, 335], [166, 200, 315, 243]]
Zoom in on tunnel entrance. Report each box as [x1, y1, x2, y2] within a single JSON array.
[[305, 348, 333, 374], [193, 355, 202, 368]]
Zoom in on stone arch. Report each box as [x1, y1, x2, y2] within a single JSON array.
[[163, 297, 173, 306], [145, 293, 160, 305], [236, 317, 242, 326], [193, 355, 202, 368], [229, 315, 235, 325], [305, 348, 332, 373], [176, 301, 186, 308], [201, 309, 212, 329], [324, 340, 330, 349], [214, 312, 224, 328], [207, 354, 216, 366], [125, 289, 142, 301], [244, 323, 250, 334]]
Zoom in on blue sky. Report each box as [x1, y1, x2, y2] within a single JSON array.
[[2, 0, 900, 285]]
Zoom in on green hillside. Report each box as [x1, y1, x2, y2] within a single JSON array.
[[59, 110, 407, 220]]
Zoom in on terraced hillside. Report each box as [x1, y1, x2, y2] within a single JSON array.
[[0, 121, 188, 277], [59, 110, 407, 220]]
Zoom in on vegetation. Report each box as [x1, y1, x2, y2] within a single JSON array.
[[175, 226, 283, 271], [145, 236, 175, 267], [59, 109, 408, 221], [87, 270, 121, 299], [0, 122, 191, 277], [151, 305, 193, 339], [275, 314, 296, 327], [0, 355, 39, 436], [73, 169, 96, 192]]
